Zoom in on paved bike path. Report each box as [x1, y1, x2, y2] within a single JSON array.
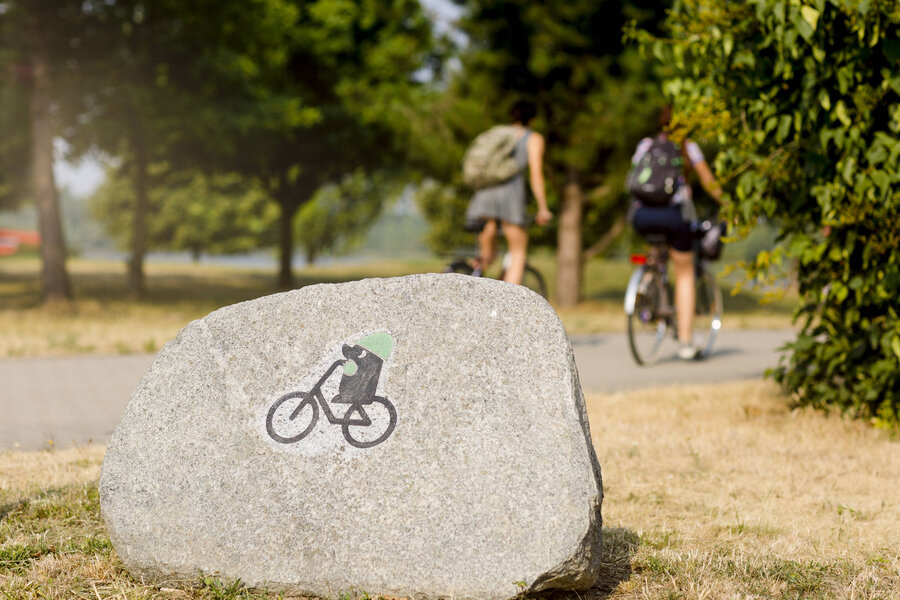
[[569, 329, 793, 392], [0, 330, 793, 451]]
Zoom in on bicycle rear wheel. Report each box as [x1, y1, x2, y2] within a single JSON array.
[[626, 266, 670, 365], [341, 397, 397, 449], [692, 265, 723, 358], [521, 264, 547, 298], [445, 260, 474, 276]]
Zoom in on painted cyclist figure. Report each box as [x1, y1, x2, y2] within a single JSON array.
[[334, 342, 385, 406], [628, 105, 723, 360], [265, 332, 397, 449]]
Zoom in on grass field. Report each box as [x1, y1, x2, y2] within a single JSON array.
[[1, 380, 897, 599], [0, 255, 795, 357]]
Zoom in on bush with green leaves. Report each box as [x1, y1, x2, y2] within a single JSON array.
[[639, 0, 900, 424]]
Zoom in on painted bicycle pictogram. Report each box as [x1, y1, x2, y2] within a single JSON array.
[[265, 333, 397, 449]]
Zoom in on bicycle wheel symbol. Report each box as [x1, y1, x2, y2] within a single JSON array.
[[341, 397, 397, 449], [266, 391, 318, 444], [265, 390, 397, 448]]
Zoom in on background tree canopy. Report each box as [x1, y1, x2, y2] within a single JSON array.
[[294, 173, 400, 266], [1, 0, 440, 297], [640, 0, 900, 423]]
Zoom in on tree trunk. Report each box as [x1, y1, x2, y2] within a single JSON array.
[[29, 8, 71, 303], [278, 196, 301, 290], [128, 113, 149, 298], [556, 168, 584, 308]]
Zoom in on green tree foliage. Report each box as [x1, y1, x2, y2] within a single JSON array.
[[643, 0, 900, 424], [295, 173, 397, 265], [91, 168, 277, 259], [4, 0, 439, 292], [414, 0, 668, 305], [199, 0, 439, 288], [58, 0, 311, 296]]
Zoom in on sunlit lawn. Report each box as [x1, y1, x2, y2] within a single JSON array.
[[0, 253, 795, 357]]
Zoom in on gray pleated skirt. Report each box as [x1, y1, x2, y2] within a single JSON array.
[[464, 175, 528, 228]]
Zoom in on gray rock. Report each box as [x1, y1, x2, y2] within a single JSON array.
[[100, 274, 603, 600]]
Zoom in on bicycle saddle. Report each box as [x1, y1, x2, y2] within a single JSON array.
[[642, 233, 668, 245]]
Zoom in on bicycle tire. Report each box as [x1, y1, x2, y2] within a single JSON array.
[[625, 265, 670, 366], [445, 260, 475, 276], [341, 396, 397, 449], [521, 264, 548, 298], [266, 391, 318, 444], [691, 265, 723, 359]]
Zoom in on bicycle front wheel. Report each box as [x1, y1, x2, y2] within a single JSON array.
[[625, 266, 670, 366], [521, 264, 547, 298], [692, 265, 723, 358], [266, 391, 318, 444]]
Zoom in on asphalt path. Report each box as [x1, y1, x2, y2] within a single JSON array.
[[570, 329, 793, 393], [0, 330, 793, 451]]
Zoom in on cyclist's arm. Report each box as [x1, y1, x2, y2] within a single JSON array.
[[693, 160, 723, 204], [527, 132, 552, 225], [685, 140, 723, 204]]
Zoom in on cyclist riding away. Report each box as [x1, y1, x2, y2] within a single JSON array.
[[462, 100, 553, 285], [628, 105, 724, 360]]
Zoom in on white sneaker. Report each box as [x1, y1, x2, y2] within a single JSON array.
[[677, 343, 700, 360]]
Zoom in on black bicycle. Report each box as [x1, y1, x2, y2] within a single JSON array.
[[444, 253, 547, 298], [444, 216, 548, 298], [623, 221, 724, 365]]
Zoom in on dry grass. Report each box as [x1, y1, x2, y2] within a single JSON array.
[[0, 446, 105, 507], [2, 380, 898, 599], [585, 380, 900, 599], [0, 256, 794, 357]]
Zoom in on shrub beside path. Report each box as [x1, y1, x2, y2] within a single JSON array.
[[0, 330, 793, 451]]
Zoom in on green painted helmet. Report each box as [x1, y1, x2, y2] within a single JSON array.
[[357, 332, 394, 360]]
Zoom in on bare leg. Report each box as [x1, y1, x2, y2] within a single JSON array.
[[670, 248, 695, 345], [477, 219, 498, 272], [502, 222, 528, 285]]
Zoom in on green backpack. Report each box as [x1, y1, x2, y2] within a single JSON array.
[[461, 125, 524, 190]]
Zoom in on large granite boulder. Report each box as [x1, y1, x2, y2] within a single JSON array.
[[100, 274, 603, 600]]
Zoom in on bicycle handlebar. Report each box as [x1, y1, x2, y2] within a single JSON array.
[[690, 220, 726, 239]]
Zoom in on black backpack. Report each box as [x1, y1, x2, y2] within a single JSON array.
[[627, 137, 685, 206]]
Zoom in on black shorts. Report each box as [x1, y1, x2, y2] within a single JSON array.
[[631, 205, 692, 252]]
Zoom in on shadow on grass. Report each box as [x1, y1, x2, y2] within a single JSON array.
[[538, 527, 639, 599], [0, 259, 442, 310]]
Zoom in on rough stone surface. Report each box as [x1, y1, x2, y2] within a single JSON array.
[[100, 274, 603, 600]]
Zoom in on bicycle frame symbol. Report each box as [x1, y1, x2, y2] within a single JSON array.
[[265, 333, 397, 449]]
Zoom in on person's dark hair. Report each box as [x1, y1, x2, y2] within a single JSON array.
[[510, 100, 537, 125], [658, 104, 673, 128]]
